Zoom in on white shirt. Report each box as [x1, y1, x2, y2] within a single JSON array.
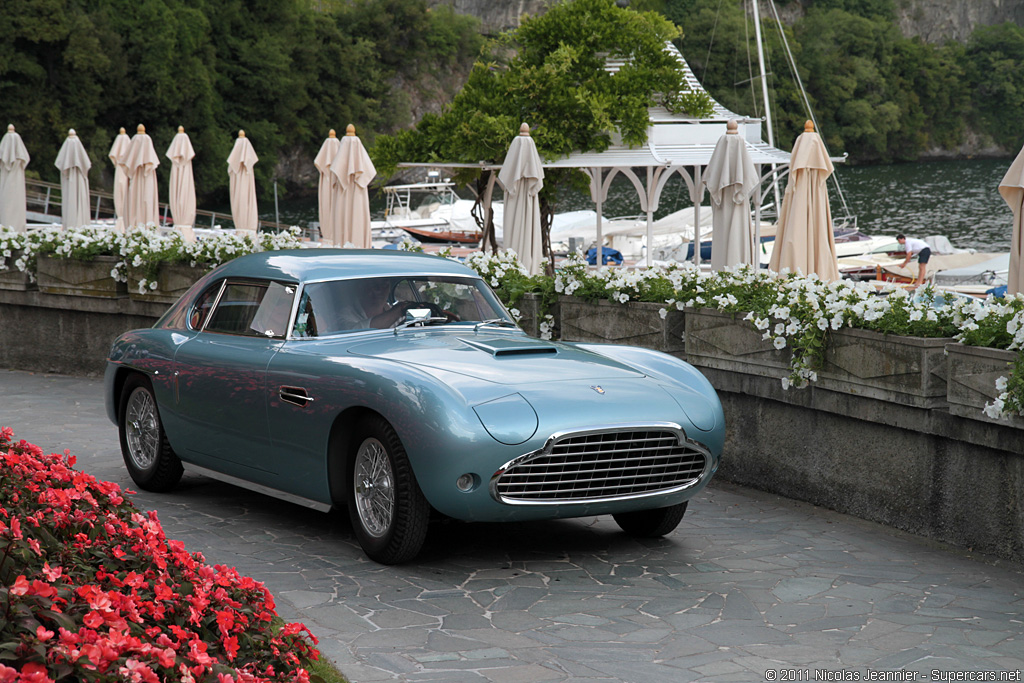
[[901, 237, 929, 254]]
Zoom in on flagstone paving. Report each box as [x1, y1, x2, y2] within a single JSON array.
[[3, 368, 1022, 682]]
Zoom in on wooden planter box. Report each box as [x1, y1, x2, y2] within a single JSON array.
[[37, 254, 126, 298], [683, 307, 789, 377], [946, 343, 1024, 428], [128, 262, 208, 304], [0, 250, 35, 291], [558, 296, 685, 357], [816, 327, 952, 408]]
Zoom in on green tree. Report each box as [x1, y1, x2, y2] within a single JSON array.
[[964, 22, 1024, 151]]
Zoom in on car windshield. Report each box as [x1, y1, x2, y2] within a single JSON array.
[[293, 275, 514, 337]]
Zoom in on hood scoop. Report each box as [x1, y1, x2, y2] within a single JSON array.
[[457, 337, 558, 357]]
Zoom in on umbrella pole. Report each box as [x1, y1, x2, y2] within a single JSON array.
[[274, 179, 280, 227]]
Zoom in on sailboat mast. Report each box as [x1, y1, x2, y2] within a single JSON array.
[[751, 0, 773, 149], [751, 0, 782, 218]]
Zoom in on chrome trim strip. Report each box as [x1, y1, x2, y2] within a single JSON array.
[[489, 422, 713, 506], [183, 463, 332, 512]]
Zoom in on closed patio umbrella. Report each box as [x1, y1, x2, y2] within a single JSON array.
[[0, 124, 30, 231], [768, 121, 840, 281], [54, 129, 91, 229], [227, 130, 259, 234], [329, 124, 375, 248], [314, 129, 341, 245], [705, 119, 758, 271], [125, 124, 160, 229], [108, 127, 130, 231], [998, 143, 1024, 296], [166, 126, 197, 242], [497, 123, 545, 275]]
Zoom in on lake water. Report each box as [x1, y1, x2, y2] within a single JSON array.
[[266, 158, 1017, 252]]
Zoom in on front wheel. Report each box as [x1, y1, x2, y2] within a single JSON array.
[[613, 501, 688, 537], [348, 416, 430, 564], [118, 374, 183, 492]]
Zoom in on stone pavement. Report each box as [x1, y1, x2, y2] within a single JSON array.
[[2, 368, 1022, 682]]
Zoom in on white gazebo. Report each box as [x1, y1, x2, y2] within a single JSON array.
[[401, 43, 797, 265]]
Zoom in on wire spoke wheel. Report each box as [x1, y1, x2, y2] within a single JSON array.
[[354, 437, 395, 538], [117, 374, 183, 492], [125, 387, 161, 470], [347, 416, 430, 564]]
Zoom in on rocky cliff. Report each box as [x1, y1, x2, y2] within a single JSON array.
[[427, 0, 1024, 41]]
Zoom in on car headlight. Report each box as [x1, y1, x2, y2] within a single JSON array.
[[473, 393, 538, 445], [660, 384, 718, 432]]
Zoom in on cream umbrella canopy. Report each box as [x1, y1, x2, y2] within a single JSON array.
[[227, 130, 259, 234], [166, 126, 197, 242], [767, 121, 840, 281], [497, 123, 545, 275], [107, 127, 130, 232], [0, 124, 30, 231], [329, 124, 375, 248], [314, 129, 341, 245], [125, 124, 160, 229], [705, 119, 759, 271], [54, 129, 92, 229], [998, 144, 1024, 296]]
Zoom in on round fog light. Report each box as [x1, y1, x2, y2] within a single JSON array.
[[456, 473, 476, 492]]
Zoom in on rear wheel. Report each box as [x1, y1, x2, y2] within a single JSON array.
[[118, 374, 183, 491], [348, 416, 430, 564], [613, 501, 688, 537]]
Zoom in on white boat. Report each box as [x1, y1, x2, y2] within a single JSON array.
[[370, 179, 490, 245]]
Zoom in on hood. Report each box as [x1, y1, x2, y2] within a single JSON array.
[[347, 331, 645, 385]]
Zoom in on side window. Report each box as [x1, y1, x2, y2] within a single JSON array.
[[189, 281, 223, 331], [204, 281, 295, 338]]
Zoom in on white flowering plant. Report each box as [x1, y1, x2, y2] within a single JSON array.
[[948, 293, 1024, 418], [551, 256, 968, 390], [465, 249, 557, 326], [0, 227, 305, 291]]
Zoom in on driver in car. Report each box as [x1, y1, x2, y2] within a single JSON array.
[[337, 278, 457, 330]]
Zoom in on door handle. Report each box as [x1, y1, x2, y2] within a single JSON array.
[[279, 386, 314, 408]]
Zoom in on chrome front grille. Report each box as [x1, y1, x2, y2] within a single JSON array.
[[492, 425, 709, 505]]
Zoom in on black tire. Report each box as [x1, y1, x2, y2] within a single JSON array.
[[348, 416, 430, 564], [118, 374, 183, 492], [613, 501, 688, 537]]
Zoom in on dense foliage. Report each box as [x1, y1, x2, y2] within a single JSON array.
[[669, 0, 1024, 162], [0, 0, 481, 202], [0, 428, 321, 682]]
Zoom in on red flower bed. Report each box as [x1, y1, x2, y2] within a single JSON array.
[[0, 428, 320, 683]]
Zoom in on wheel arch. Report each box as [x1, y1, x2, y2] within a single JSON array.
[[327, 405, 388, 508]]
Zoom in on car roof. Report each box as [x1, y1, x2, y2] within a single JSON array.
[[210, 249, 481, 283]]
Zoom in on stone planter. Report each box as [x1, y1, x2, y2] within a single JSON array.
[[558, 296, 685, 357], [684, 307, 789, 377], [515, 292, 558, 339], [0, 250, 35, 291], [946, 343, 1024, 428], [816, 328, 952, 408], [36, 254, 126, 298], [128, 261, 209, 304]]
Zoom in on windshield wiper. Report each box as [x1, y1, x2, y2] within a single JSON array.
[[473, 318, 518, 332]]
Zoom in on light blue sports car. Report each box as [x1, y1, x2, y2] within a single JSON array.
[[105, 250, 724, 563]]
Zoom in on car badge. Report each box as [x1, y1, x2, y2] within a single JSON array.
[[591, 385, 605, 395]]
